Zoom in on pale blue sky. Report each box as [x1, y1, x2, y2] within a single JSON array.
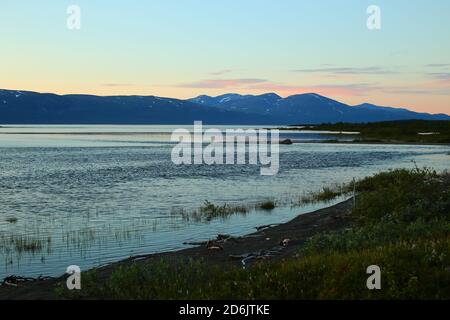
[[1, 0, 449, 113]]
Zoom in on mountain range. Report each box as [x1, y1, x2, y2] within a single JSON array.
[[0, 89, 448, 124]]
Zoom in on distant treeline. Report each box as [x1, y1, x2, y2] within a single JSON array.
[[296, 120, 450, 143]]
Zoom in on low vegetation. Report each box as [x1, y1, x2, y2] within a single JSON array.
[[175, 200, 250, 222], [176, 186, 350, 223], [298, 185, 349, 204], [175, 199, 280, 222], [60, 237, 449, 300], [5, 217, 18, 224], [175, 186, 348, 224], [258, 201, 276, 211], [0, 235, 51, 255], [297, 120, 450, 143], [59, 168, 450, 299]]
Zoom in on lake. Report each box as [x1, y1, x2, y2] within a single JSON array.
[[0, 125, 449, 278]]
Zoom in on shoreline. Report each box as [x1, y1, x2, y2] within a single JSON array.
[[295, 140, 450, 146], [1, 131, 449, 146], [0, 198, 354, 300]]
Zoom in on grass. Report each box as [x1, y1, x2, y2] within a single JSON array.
[[352, 168, 450, 223], [175, 199, 279, 222], [178, 200, 251, 222], [298, 185, 349, 205], [176, 188, 348, 223], [5, 217, 18, 224], [16, 239, 44, 253], [1, 221, 148, 268], [258, 201, 276, 211], [0, 235, 51, 254], [60, 237, 450, 300], [59, 168, 450, 300]]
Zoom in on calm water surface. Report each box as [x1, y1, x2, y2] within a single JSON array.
[[0, 125, 449, 277]]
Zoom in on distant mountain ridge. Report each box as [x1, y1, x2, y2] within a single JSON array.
[[188, 93, 450, 123], [0, 89, 448, 124]]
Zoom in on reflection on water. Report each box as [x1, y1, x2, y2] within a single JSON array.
[[0, 125, 449, 277]]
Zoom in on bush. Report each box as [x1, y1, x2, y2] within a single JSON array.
[[259, 201, 276, 211], [352, 168, 450, 223]]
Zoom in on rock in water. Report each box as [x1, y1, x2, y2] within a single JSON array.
[[279, 139, 293, 145]]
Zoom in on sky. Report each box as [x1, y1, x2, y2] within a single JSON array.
[[1, 0, 450, 114]]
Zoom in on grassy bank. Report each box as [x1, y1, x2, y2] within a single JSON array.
[[294, 120, 450, 143], [60, 168, 450, 299]]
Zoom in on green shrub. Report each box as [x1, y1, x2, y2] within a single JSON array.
[[352, 168, 449, 223], [301, 218, 450, 255], [259, 201, 276, 211]]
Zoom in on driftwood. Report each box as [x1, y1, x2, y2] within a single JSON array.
[[206, 241, 224, 251], [183, 234, 241, 247], [255, 224, 282, 231], [183, 240, 208, 246], [183, 232, 293, 264], [1, 275, 53, 287], [242, 234, 263, 239], [279, 238, 292, 247], [230, 245, 286, 267]]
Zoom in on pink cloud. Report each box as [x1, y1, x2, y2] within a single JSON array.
[[175, 78, 379, 96], [177, 78, 268, 89], [174, 76, 450, 99], [248, 82, 378, 97], [209, 69, 232, 76]]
